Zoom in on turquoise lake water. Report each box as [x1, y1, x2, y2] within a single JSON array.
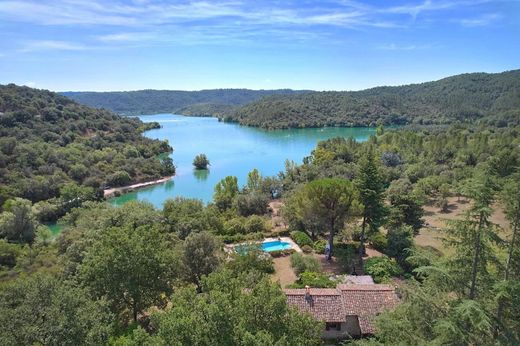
[[110, 114, 376, 209]]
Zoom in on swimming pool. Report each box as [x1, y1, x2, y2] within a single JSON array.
[[235, 240, 293, 254], [261, 240, 292, 252]]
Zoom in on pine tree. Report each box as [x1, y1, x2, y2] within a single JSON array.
[[355, 147, 386, 266]]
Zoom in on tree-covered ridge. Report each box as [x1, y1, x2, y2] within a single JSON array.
[[226, 69, 520, 128], [0, 84, 174, 207], [62, 88, 310, 116]]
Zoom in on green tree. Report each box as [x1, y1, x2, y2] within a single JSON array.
[[447, 168, 498, 299], [0, 198, 38, 244], [0, 274, 113, 346], [193, 153, 210, 170], [386, 225, 414, 266], [246, 168, 262, 192], [214, 176, 239, 210], [163, 197, 222, 238], [387, 178, 424, 234], [79, 225, 176, 322], [181, 231, 222, 290], [146, 270, 322, 345], [288, 178, 358, 260], [495, 173, 520, 339], [355, 147, 386, 261]]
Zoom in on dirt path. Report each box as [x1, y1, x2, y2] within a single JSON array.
[[103, 176, 173, 198], [271, 256, 297, 287]]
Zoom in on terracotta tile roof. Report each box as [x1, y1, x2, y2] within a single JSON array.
[[284, 288, 345, 322], [338, 284, 399, 334], [284, 283, 399, 335]]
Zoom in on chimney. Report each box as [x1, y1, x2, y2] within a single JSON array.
[[304, 285, 313, 306]]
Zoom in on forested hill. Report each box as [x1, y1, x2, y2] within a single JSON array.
[[0, 84, 174, 209], [226, 69, 520, 128], [62, 89, 309, 116]]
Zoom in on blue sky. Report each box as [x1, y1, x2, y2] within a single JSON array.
[[0, 0, 519, 91]]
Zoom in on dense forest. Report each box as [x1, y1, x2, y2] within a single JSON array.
[[1, 78, 520, 345], [63, 89, 309, 116], [1, 117, 519, 344], [227, 69, 520, 128], [0, 84, 174, 222]]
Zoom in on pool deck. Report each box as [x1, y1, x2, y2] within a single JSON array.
[[226, 237, 302, 253]]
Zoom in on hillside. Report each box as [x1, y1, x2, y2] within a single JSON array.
[[0, 84, 174, 206], [62, 89, 309, 116], [226, 69, 520, 128]]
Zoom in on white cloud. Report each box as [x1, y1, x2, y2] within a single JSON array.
[[20, 40, 88, 52], [23, 81, 36, 87], [0, 0, 506, 49], [377, 43, 435, 51], [458, 13, 501, 27], [96, 32, 157, 42]]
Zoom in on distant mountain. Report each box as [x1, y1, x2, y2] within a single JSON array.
[[225, 69, 520, 128], [62, 89, 310, 116]]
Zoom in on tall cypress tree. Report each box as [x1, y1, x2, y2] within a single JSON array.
[[355, 147, 386, 265]]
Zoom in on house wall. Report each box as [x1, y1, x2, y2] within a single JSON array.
[[321, 316, 361, 339], [322, 323, 348, 339]]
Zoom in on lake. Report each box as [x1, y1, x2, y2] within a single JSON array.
[[110, 114, 375, 209]]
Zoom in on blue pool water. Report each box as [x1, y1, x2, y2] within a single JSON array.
[[235, 240, 293, 254], [261, 240, 292, 252]]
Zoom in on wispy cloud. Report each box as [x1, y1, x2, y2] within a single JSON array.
[[458, 13, 501, 27], [377, 43, 434, 51], [20, 40, 88, 52], [0, 0, 508, 50]]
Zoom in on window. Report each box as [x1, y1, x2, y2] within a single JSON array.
[[325, 322, 341, 331]]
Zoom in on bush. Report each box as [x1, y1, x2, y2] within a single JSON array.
[[245, 215, 269, 234], [289, 271, 335, 288], [290, 253, 321, 275], [290, 231, 313, 248], [223, 217, 247, 235], [313, 240, 327, 254], [364, 256, 403, 283], [369, 232, 388, 253], [302, 245, 313, 253], [228, 250, 275, 274], [107, 170, 131, 187], [236, 193, 269, 216]]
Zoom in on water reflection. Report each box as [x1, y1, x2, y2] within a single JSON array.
[[193, 169, 210, 182]]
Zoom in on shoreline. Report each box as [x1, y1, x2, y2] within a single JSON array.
[[103, 176, 174, 199]]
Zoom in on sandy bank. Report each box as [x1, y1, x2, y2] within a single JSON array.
[[103, 176, 173, 198]]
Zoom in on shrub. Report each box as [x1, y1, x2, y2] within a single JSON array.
[[364, 256, 403, 283], [228, 250, 275, 274], [289, 271, 335, 288], [223, 217, 247, 235], [302, 245, 313, 253], [245, 215, 269, 234], [290, 231, 313, 248], [313, 240, 327, 254], [107, 170, 131, 187], [290, 253, 321, 275], [369, 232, 388, 253], [236, 193, 269, 216]]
